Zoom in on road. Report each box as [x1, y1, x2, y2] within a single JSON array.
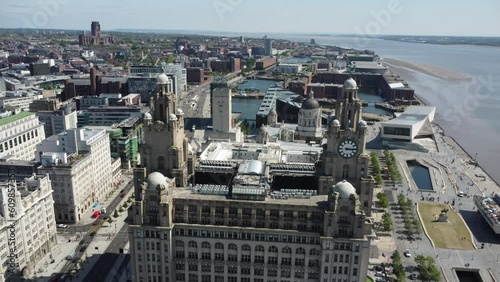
[[51, 179, 134, 278], [81, 224, 130, 282]]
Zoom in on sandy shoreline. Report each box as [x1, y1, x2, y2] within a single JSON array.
[[381, 58, 471, 81]]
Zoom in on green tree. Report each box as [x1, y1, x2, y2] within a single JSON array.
[[382, 212, 393, 231], [166, 54, 176, 64], [415, 255, 441, 282], [377, 192, 389, 209], [113, 209, 119, 218], [107, 217, 113, 224]]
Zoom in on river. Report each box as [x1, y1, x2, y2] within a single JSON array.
[[269, 34, 500, 183]]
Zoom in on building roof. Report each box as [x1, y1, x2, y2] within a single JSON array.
[[0, 111, 34, 126], [146, 172, 169, 190], [343, 77, 358, 89], [383, 106, 435, 126]]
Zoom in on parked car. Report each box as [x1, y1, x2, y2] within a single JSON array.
[[79, 239, 85, 245], [375, 271, 385, 277], [89, 231, 96, 237], [373, 265, 383, 271], [404, 249, 412, 257], [375, 278, 386, 282], [57, 224, 67, 229]]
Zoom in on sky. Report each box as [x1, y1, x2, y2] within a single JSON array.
[[0, 0, 499, 36]]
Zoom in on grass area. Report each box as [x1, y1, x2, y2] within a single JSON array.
[[367, 276, 374, 282], [418, 202, 474, 250]]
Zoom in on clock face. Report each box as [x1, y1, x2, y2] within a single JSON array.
[[338, 139, 358, 159]]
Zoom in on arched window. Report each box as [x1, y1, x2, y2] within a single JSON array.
[[296, 247, 305, 255], [242, 244, 251, 252], [215, 243, 224, 250], [269, 246, 278, 253], [228, 243, 238, 251], [255, 245, 264, 252], [175, 240, 184, 248], [201, 242, 211, 249], [188, 241, 197, 248], [282, 247, 292, 254]]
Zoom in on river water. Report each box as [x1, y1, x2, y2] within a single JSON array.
[[271, 35, 500, 183]]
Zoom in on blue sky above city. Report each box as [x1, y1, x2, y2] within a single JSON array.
[[1, 0, 499, 36]]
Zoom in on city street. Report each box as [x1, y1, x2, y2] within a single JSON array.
[[31, 171, 134, 282]]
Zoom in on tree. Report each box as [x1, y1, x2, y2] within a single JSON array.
[[377, 192, 389, 209], [166, 54, 176, 64], [415, 255, 441, 282], [382, 212, 393, 232], [107, 217, 113, 224], [113, 209, 119, 218]]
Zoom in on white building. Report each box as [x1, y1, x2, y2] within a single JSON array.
[[36, 128, 113, 223], [163, 63, 187, 99], [381, 106, 436, 142], [0, 112, 45, 161], [0, 91, 43, 111], [0, 174, 57, 280], [276, 63, 303, 74], [35, 107, 77, 137], [212, 88, 232, 133]]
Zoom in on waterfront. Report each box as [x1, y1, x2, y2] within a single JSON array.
[[267, 34, 500, 184]]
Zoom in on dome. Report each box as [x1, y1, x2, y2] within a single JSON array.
[[334, 180, 357, 199], [157, 73, 170, 84], [144, 112, 153, 120], [169, 113, 178, 121], [177, 108, 184, 115], [332, 119, 341, 127], [146, 172, 168, 190], [343, 77, 358, 89], [301, 97, 320, 110], [359, 120, 367, 127]]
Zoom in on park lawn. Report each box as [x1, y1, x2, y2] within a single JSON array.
[[418, 202, 474, 250]]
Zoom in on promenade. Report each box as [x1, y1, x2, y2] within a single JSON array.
[[369, 123, 500, 281]]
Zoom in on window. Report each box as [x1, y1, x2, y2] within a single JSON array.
[[309, 249, 320, 256], [201, 242, 211, 249], [241, 255, 251, 262], [215, 243, 224, 250], [353, 268, 358, 276], [202, 264, 211, 272], [254, 256, 264, 263], [268, 257, 278, 264], [254, 268, 264, 276], [228, 243, 237, 251], [281, 268, 291, 278], [282, 247, 291, 254], [175, 240, 184, 248], [296, 248, 305, 255], [281, 257, 291, 265], [158, 156, 165, 170], [269, 246, 278, 253], [354, 256, 359, 264], [294, 258, 304, 266], [188, 263, 198, 271], [255, 245, 264, 252], [242, 244, 251, 252], [188, 241, 197, 248], [241, 266, 250, 275]]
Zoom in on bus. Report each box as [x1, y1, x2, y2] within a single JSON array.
[[66, 250, 77, 260]]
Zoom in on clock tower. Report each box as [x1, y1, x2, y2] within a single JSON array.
[[316, 77, 375, 216]]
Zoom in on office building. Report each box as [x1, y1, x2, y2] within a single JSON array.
[[35, 105, 77, 137], [36, 128, 113, 223], [163, 63, 187, 100], [276, 63, 302, 74], [212, 88, 232, 133], [0, 91, 43, 111], [0, 111, 45, 161], [0, 174, 57, 279], [264, 38, 273, 56], [78, 105, 150, 127]]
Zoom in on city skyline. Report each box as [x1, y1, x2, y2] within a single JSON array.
[[0, 0, 499, 37]]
